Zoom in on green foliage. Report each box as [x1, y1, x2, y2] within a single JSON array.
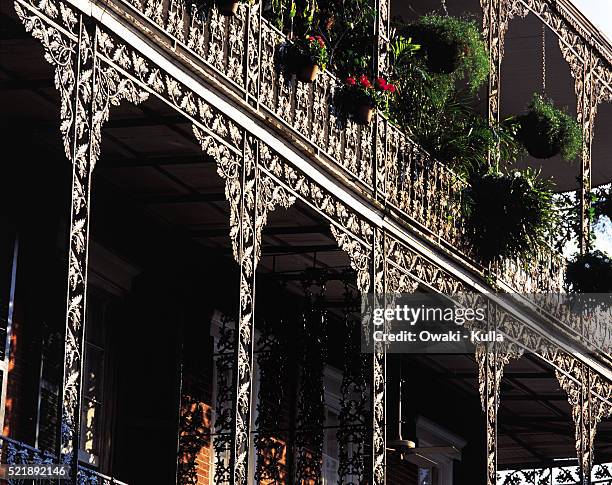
[[462, 168, 557, 262], [390, 35, 421, 65], [387, 18, 494, 174], [389, 73, 520, 174], [402, 14, 489, 91], [314, 0, 376, 76], [566, 250, 612, 294], [269, 0, 317, 34], [516, 93, 582, 160]]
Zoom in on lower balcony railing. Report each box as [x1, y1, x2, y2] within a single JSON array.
[[498, 463, 612, 484], [0, 436, 127, 485]]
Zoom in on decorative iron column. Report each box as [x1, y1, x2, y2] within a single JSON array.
[[479, 343, 500, 485], [556, 361, 592, 485], [58, 18, 98, 478], [371, 0, 389, 471], [371, 228, 386, 485], [194, 132, 293, 485], [476, 302, 501, 485], [480, 0, 527, 160], [373, 0, 390, 76], [481, 0, 506, 126], [476, 306, 523, 485], [575, 50, 597, 255], [15, 3, 149, 478], [579, 365, 593, 485], [560, 44, 601, 483], [556, 356, 612, 485], [372, 0, 390, 196], [229, 135, 259, 485]]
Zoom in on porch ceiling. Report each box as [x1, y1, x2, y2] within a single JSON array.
[[404, 352, 612, 468]]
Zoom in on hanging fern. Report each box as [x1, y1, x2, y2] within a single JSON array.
[[516, 94, 582, 160], [402, 14, 489, 91], [462, 168, 557, 262]]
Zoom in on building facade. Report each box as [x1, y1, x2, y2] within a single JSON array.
[[0, 0, 611, 483]]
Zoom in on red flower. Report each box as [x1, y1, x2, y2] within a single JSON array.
[[386, 84, 396, 93], [346, 77, 356, 86], [318, 38, 325, 48], [376, 77, 387, 89], [359, 74, 371, 88]]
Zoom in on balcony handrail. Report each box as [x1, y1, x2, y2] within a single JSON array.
[[0, 435, 128, 485]]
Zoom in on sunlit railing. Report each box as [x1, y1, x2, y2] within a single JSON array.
[[0, 435, 128, 485], [497, 462, 612, 484]]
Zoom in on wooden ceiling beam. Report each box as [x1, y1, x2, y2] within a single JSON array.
[[100, 154, 210, 168], [137, 192, 227, 204], [190, 224, 331, 238]]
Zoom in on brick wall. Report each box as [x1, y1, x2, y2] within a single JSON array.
[[177, 398, 213, 485]]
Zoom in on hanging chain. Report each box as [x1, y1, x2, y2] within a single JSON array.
[[440, 0, 449, 16], [542, 23, 546, 94]]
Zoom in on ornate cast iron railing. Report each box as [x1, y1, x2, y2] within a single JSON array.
[[294, 284, 328, 484], [337, 281, 367, 484], [212, 316, 235, 484], [67, 0, 612, 356], [497, 462, 612, 484], [254, 318, 288, 484], [103, 0, 568, 297], [0, 435, 128, 485]]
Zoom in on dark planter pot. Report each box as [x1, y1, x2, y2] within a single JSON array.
[[353, 103, 375, 125], [424, 40, 462, 74], [295, 62, 319, 83], [217, 0, 239, 16], [519, 113, 562, 159], [405, 25, 462, 75]]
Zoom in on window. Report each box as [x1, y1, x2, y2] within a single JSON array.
[[79, 291, 111, 466], [419, 467, 438, 485]]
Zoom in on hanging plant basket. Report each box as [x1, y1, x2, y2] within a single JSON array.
[[462, 169, 556, 263], [517, 94, 582, 160], [566, 250, 612, 295], [402, 15, 489, 91], [406, 24, 461, 74], [287, 35, 328, 83], [341, 74, 397, 125]]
